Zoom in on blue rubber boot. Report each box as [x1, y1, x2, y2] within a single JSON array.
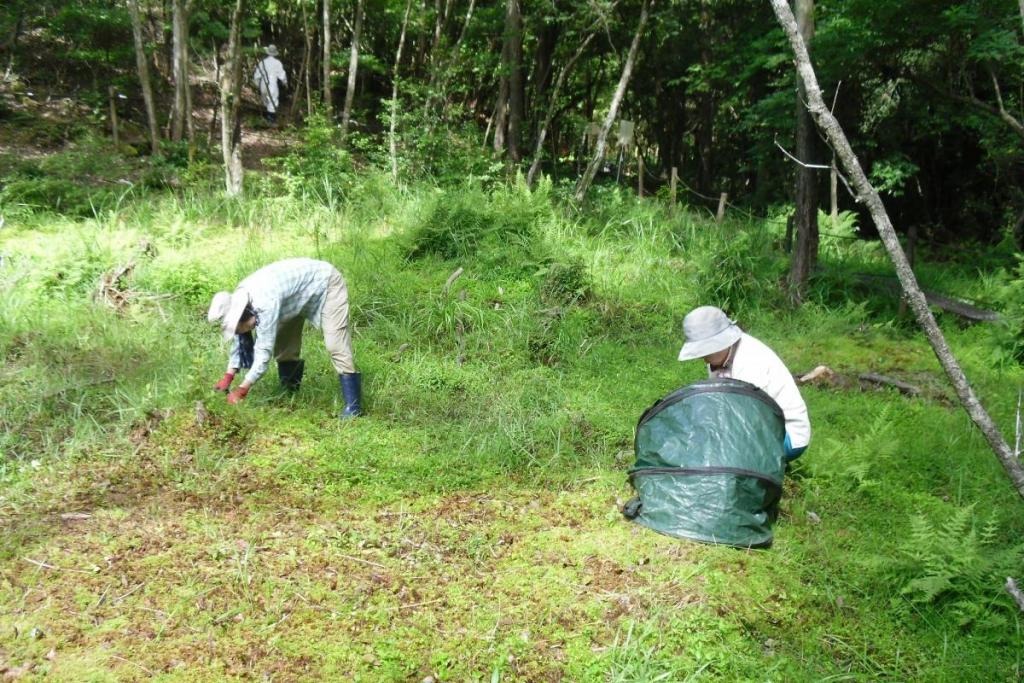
[[339, 372, 363, 418]]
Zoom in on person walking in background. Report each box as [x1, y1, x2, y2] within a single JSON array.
[[677, 305, 810, 461], [207, 258, 363, 419], [253, 45, 287, 125]]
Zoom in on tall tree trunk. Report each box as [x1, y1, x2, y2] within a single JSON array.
[[305, 6, 314, 118], [527, 32, 596, 187], [128, 0, 160, 156], [322, 0, 332, 114], [770, 0, 1024, 500], [171, 0, 190, 142], [428, 0, 476, 121], [695, 0, 714, 194], [428, 0, 454, 70], [505, 0, 524, 161], [184, 40, 194, 156], [574, 0, 653, 202], [207, 40, 220, 146], [530, 21, 559, 116], [291, 3, 313, 120], [340, 0, 363, 137], [3, 12, 23, 81], [493, 35, 510, 153], [220, 0, 246, 196], [413, 0, 430, 73], [787, 0, 818, 303], [390, 0, 413, 181]]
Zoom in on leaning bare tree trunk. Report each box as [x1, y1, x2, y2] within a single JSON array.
[[322, 0, 332, 115], [171, 0, 189, 142], [770, 0, 1024, 499], [574, 0, 652, 202], [339, 0, 363, 138], [128, 0, 160, 156], [220, 0, 246, 196], [526, 32, 596, 187], [788, 0, 819, 303], [389, 0, 413, 182]]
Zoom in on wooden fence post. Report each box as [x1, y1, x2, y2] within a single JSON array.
[[716, 192, 728, 223], [108, 87, 119, 146], [637, 151, 644, 197], [670, 166, 678, 206]]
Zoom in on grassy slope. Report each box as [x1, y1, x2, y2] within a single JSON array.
[[1, 176, 1023, 681]]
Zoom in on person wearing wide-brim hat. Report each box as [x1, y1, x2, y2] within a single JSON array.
[[207, 258, 363, 419], [678, 305, 810, 461], [253, 44, 287, 125]]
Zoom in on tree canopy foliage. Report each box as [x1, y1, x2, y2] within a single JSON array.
[[1, 0, 1022, 241]]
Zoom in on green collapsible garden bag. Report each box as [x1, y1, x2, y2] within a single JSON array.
[[623, 378, 786, 548]]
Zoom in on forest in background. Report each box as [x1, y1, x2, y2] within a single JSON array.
[[2, 0, 1023, 242], [3, 0, 1024, 680]]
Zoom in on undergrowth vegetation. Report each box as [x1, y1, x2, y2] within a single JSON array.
[[2, 127, 1024, 680]]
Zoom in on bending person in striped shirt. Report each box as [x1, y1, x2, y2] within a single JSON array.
[[677, 306, 810, 461], [207, 258, 362, 418]]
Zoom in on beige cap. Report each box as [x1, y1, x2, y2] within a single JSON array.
[[207, 290, 250, 341], [677, 306, 742, 361]]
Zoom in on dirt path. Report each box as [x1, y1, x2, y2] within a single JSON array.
[[242, 124, 296, 171]]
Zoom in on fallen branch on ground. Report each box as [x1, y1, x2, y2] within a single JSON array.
[[853, 274, 1001, 323], [23, 557, 94, 574], [336, 553, 387, 570], [858, 373, 922, 397]]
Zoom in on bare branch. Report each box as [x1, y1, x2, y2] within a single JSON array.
[[914, 74, 1024, 143], [774, 138, 856, 199], [774, 138, 830, 170]]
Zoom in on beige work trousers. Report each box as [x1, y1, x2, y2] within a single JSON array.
[[273, 270, 356, 374]]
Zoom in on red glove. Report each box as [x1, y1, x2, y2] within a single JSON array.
[[213, 372, 236, 392], [227, 385, 249, 405]]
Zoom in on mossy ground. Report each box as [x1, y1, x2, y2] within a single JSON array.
[[2, 175, 1023, 681]]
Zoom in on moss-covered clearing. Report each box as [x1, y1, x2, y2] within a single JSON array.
[[2, 176, 1023, 681]]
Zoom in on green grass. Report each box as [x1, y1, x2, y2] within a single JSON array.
[[2, 171, 1024, 680]]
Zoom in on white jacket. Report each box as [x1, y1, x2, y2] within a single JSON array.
[[708, 332, 811, 448], [253, 56, 287, 112]]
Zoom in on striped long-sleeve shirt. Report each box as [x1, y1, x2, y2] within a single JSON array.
[[227, 258, 336, 385]]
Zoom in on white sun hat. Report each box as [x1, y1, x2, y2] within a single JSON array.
[[207, 290, 251, 341], [677, 306, 742, 361], [265, 44, 279, 56]]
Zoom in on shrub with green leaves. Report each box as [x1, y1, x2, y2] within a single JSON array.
[[0, 135, 137, 217], [692, 226, 784, 316], [992, 255, 1024, 362], [406, 182, 550, 271], [813, 404, 899, 492], [274, 112, 353, 203], [892, 507, 1024, 630], [538, 258, 592, 307]]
